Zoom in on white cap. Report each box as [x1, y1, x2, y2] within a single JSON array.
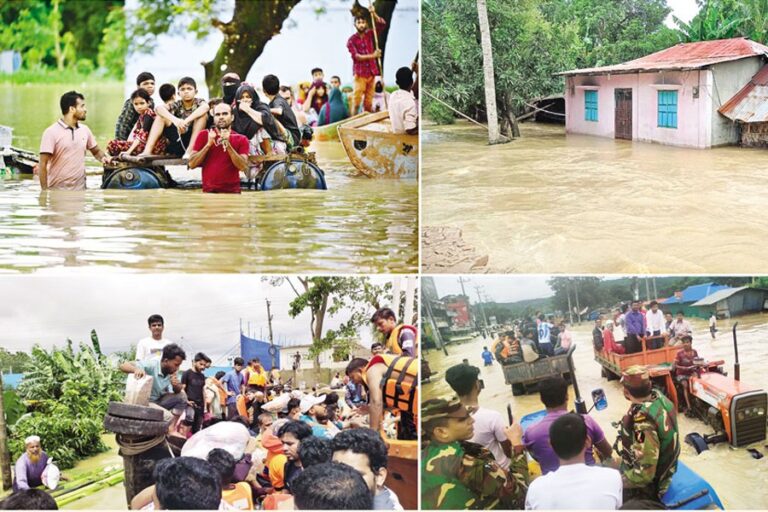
[[300, 394, 326, 414], [24, 435, 40, 446]]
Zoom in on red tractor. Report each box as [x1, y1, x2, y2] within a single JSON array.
[[684, 323, 767, 452]]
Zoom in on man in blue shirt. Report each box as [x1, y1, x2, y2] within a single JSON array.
[[481, 346, 494, 366], [220, 357, 245, 420], [624, 301, 646, 354], [119, 343, 187, 417]]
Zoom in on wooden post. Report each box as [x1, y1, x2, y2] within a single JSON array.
[[476, 0, 503, 144], [0, 372, 13, 491], [369, 0, 387, 110]]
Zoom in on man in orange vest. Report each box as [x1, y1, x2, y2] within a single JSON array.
[[345, 354, 418, 440], [370, 307, 417, 357]]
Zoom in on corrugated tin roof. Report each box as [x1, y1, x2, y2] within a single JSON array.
[[691, 286, 748, 306], [559, 38, 768, 76], [718, 64, 768, 122], [660, 282, 730, 304]]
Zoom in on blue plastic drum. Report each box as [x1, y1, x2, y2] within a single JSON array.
[[102, 167, 166, 189]]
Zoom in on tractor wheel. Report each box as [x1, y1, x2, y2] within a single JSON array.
[[684, 433, 709, 454], [107, 402, 165, 422], [104, 414, 169, 436]]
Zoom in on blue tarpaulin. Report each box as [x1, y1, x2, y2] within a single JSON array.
[[240, 334, 280, 371]]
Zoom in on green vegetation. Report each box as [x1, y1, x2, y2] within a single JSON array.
[[0, 348, 31, 374], [9, 331, 124, 470], [423, 0, 768, 126], [0, 0, 126, 82]]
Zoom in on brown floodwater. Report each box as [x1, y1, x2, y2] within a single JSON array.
[[424, 313, 768, 509], [422, 121, 768, 273], [0, 141, 417, 273]]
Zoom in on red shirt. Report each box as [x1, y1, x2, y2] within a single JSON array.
[[192, 130, 248, 193], [675, 349, 699, 376], [347, 19, 386, 78], [603, 329, 625, 354]]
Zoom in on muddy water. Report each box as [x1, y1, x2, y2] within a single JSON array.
[[422, 121, 768, 273], [0, 83, 417, 273], [62, 435, 126, 510], [424, 313, 768, 509]]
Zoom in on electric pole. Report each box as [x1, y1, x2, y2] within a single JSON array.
[[573, 279, 581, 325], [566, 280, 574, 325], [266, 299, 275, 369], [0, 372, 11, 490], [645, 278, 651, 302], [474, 286, 489, 330], [457, 276, 470, 297], [425, 297, 449, 356]]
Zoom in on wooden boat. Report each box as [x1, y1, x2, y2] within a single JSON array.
[[2, 146, 38, 174], [386, 439, 417, 510], [337, 111, 418, 179], [313, 112, 367, 142]]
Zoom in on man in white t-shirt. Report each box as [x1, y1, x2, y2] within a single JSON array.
[[136, 314, 172, 361], [645, 301, 666, 349], [525, 413, 622, 510], [537, 315, 554, 357], [445, 363, 521, 469]]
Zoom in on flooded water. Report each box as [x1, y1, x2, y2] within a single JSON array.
[[424, 313, 768, 509], [422, 121, 768, 273], [0, 85, 417, 273], [61, 435, 126, 510]]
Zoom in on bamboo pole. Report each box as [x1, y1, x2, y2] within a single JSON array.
[[55, 471, 124, 507], [369, 0, 387, 110], [0, 372, 12, 491]]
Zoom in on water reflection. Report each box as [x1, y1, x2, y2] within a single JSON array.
[[424, 313, 768, 509], [422, 121, 768, 273]]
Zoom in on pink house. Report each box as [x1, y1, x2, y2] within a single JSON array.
[[559, 38, 768, 148]]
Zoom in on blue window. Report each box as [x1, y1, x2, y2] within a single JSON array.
[[584, 90, 598, 122], [658, 90, 678, 128]]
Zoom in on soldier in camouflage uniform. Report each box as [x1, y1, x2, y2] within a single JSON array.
[[421, 395, 528, 509], [616, 365, 680, 501]]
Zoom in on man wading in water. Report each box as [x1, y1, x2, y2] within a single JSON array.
[[347, 5, 386, 115]]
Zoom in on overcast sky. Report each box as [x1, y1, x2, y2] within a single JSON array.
[[666, 0, 699, 27], [433, 276, 554, 303], [0, 275, 400, 365]]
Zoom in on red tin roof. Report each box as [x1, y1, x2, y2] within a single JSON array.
[[559, 38, 768, 76], [719, 64, 768, 123]]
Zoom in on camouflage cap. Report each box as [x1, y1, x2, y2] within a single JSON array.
[[621, 365, 650, 387], [421, 395, 469, 423]]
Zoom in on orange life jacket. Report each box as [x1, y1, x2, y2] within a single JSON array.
[[222, 481, 254, 510], [385, 324, 418, 356], [365, 354, 418, 417]]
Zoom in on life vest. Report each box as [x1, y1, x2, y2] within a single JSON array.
[[222, 481, 254, 510], [385, 324, 418, 356], [366, 354, 418, 417], [246, 368, 267, 387]]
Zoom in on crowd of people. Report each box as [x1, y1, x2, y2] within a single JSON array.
[[36, 7, 418, 193], [422, 363, 680, 510], [2, 307, 418, 510]]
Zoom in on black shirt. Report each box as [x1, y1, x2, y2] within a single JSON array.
[[269, 96, 301, 147], [181, 369, 206, 404]]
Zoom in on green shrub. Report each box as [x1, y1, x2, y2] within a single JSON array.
[[425, 99, 455, 125]]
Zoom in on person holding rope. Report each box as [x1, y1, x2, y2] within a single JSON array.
[[347, 4, 386, 115]]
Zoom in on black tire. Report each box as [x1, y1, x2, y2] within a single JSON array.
[[108, 402, 165, 422], [104, 414, 169, 436], [562, 372, 573, 384], [684, 433, 709, 454], [512, 383, 525, 396]]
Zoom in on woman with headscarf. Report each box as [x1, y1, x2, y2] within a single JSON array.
[[317, 87, 349, 126], [233, 83, 288, 185], [302, 82, 328, 126]]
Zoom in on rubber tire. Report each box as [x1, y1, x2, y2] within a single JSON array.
[[103, 414, 169, 436], [684, 433, 709, 454], [107, 401, 165, 422], [512, 383, 525, 396]]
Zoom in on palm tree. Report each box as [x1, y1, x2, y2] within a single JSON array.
[[476, 0, 505, 144]]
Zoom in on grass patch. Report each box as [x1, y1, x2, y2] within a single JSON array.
[[0, 69, 122, 85]]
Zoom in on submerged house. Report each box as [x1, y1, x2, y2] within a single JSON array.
[[718, 64, 768, 147], [559, 38, 768, 148], [659, 282, 730, 318], [691, 286, 768, 318]]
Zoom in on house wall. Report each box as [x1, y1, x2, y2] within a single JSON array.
[[710, 58, 765, 146], [565, 70, 714, 148], [741, 122, 768, 148]]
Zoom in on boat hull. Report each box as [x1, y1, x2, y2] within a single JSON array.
[[338, 111, 418, 179]]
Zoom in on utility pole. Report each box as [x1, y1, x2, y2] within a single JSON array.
[[266, 299, 276, 369], [425, 297, 449, 356], [645, 278, 651, 302], [457, 276, 470, 298], [0, 372, 12, 490], [652, 277, 658, 300], [573, 280, 582, 325], [474, 286, 489, 330], [566, 280, 574, 325]]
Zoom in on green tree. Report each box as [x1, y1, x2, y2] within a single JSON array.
[[268, 277, 390, 368], [97, 7, 127, 79], [674, 0, 768, 44]]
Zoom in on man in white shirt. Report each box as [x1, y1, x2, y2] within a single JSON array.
[[645, 301, 666, 349], [136, 314, 172, 361], [537, 315, 554, 357], [525, 413, 622, 510], [445, 363, 522, 470], [709, 313, 717, 339], [387, 67, 418, 135]]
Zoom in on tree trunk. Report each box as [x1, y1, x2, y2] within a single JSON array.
[[352, 0, 398, 80], [0, 373, 12, 491], [476, 0, 503, 145], [312, 295, 329, 370], [202, 0, 302, 97]]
